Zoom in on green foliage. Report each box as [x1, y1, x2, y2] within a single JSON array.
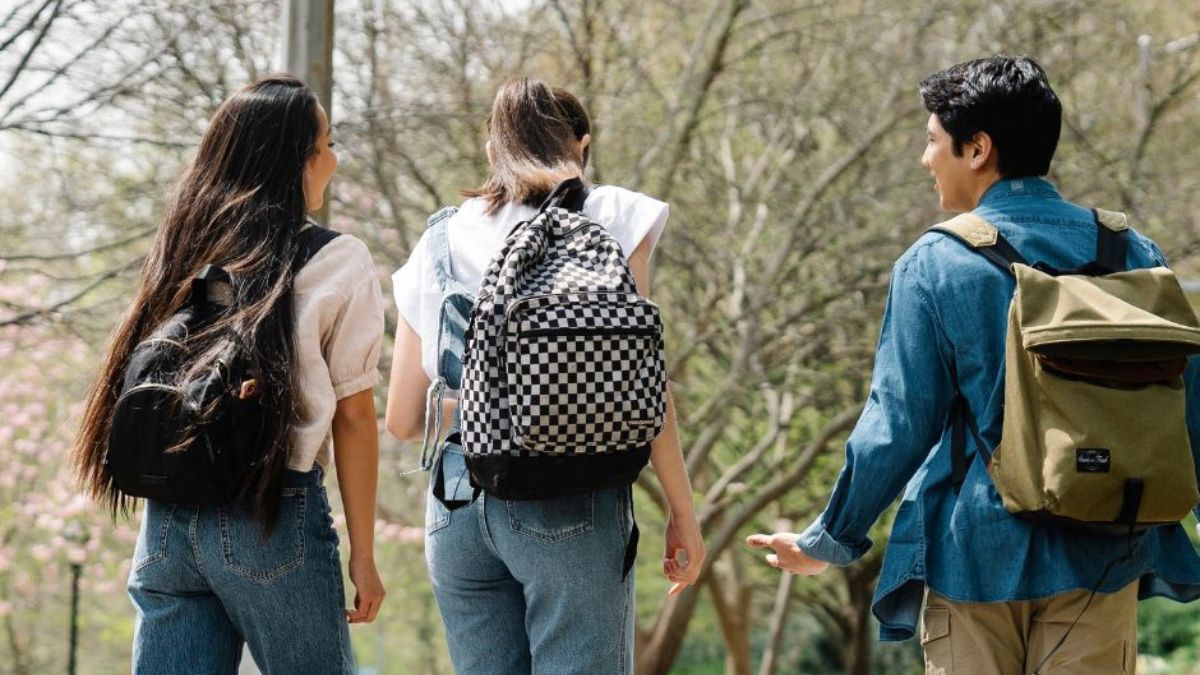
[[1139, 597, 1200, 666]]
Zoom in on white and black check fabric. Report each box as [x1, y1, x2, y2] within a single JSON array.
[[459, 206, 667, 457]]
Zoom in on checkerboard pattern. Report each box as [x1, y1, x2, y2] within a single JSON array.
[[459, 207, 667, 457]]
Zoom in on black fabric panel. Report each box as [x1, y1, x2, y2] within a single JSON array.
[[466, 446, 651, 501]]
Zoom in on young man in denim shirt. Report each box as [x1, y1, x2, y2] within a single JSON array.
[[748, 56, 1200, 673]]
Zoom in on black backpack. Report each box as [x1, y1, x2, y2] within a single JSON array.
[[105, 225, 340, 505]]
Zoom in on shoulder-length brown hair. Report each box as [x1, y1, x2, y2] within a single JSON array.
[[464, 77, 592, 214], [73, 75, 321, 531]]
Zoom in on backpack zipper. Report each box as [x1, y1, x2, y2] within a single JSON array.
[[505, 290, 657, 322], [519, 326, 659, 339]]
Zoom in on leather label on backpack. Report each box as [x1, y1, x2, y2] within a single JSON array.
[[1076, 448, 1110, 473]]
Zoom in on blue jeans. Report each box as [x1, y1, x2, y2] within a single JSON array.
[[127, 468, 354, 674], [426, 447, 636, 675]]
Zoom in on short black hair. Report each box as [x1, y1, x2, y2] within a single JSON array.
[[919, 56, 1062, 178]]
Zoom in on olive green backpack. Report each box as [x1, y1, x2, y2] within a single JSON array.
[[933, 209, 1200, 534]]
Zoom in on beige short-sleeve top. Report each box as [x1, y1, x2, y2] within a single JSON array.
[[288, 232, 384, 472]]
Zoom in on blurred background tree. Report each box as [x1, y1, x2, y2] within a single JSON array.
[[1, 0, 1198, 673]]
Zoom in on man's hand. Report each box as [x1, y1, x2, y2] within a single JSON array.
[[746, 532, 830, 576]]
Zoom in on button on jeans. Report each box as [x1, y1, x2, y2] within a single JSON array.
[[425, 447, 636, 675], [127, 468, 354, 674]]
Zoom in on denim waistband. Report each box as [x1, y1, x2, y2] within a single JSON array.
[[280, 466, 324, 489]]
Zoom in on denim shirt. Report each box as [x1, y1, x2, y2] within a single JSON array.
[[796, 177, 1200, 641]]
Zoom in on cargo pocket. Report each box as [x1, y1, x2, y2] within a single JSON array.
[[921, 606, 952, 674], [507, 492, 595, 542], [219, 487, 306, 583]]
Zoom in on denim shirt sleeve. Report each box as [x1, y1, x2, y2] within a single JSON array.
[[796, 251, 956, 566]]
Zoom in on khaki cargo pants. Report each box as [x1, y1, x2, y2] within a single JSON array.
[[922, 583, 1138, 674]]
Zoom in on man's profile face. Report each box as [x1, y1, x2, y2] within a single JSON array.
[[921, 113, 975, 213]]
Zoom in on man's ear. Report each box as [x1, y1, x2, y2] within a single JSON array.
[[970, 131, 995, 171]]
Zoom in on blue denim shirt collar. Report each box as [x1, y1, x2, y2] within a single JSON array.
[[977, 176, 1061, 207]]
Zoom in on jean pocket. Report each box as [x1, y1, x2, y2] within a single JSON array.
[[428, 448, 471, 535], [132, 502, 177, 572], [426, 486, 451, 535], [507, 492, 596, 542], [219, 487, 306, 583]]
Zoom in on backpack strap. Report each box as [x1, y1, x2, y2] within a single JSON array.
[[504, 178, 592, 242], [928, 214, 1019, 493], [929, 213, 1029, 274], [1092, 208, 1129, 274], [188, 221, 340, 311], [948, 391, 988, 494], [189, 265, 234, 309], [294, 221, 341, 270], [538, 177, 590, 214]]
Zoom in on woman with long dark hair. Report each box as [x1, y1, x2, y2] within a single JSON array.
[[73, 75, 385, 674], [386, 77, 705, 674]]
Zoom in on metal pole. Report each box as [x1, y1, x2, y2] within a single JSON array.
[[68, 562, 81, 675], [280, 0, 335, 223]]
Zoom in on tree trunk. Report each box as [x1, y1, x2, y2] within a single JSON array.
[[634, 586, 703, 675], [840, 561, 881, 675], [707, 567, 753, 675], [758, 573, 796, 675]]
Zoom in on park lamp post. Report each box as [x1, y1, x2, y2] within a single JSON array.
[[62, 520, 90, 675], [280, 0, 334, 224]]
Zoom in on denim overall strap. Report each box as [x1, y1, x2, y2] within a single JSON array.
[[420, 207, 462, 471], [428, 206, 461, 293], [421, 208, 479, 515]]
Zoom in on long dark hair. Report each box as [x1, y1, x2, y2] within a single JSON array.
[[464, 77, 591, 214], [74, 75, 321, 530]]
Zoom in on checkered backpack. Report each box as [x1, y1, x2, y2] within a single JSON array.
[[457, 178, 667, 500]]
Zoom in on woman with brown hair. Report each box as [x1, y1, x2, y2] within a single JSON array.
[[73, 76, 385, 674], [386, 77, 705, 674]]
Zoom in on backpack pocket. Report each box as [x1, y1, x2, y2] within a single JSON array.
[[505, 293, 666, 454], [109, 383, 188, 501], [1030, 360, 1198, 524]]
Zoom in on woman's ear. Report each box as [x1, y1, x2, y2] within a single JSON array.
[[578, 133, 591, 168], [485, 139, 495, 167]]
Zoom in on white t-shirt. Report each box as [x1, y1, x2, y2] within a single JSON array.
[[289, 234, 384, 471], [392, 184, 669, 382]]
